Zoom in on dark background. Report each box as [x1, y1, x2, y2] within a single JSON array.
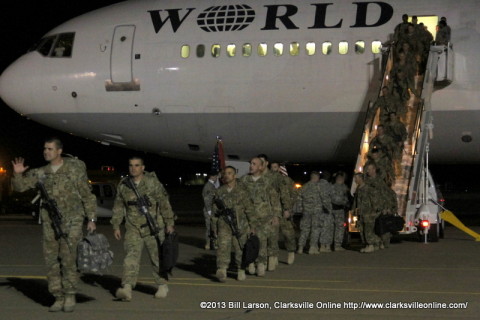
[[1, 1, 479, 220]]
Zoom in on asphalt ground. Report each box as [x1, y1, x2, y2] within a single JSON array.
[[0, 215, 479, 320]]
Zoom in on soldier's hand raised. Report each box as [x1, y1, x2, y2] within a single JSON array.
[[11, 157, 29, 174]]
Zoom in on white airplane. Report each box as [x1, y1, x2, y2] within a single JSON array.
[[0, 0, 478, 165]]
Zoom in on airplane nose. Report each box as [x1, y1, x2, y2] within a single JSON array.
[[0, 55, 35, 114]]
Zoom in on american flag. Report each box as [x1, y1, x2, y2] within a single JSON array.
[[211, 137, 225, 173]]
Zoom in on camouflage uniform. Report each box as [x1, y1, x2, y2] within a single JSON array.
[[370, 94, 403, 124], [330, 183, 349, 248], [365, 153, 395, 187], [379, 183, 399, 248], [264, 170, 293, 257], [298, 180, 322, 250], [111, 172, 175, 287], [202, 180, 218, 246], [240, 174, 281, 265], [214, 183, 254, 270], [278, 174, 298, 252], [354, 180, 380, 247], [318, 179, 333, 247], [12, 158, 96, 298]]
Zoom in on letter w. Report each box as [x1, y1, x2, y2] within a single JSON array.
[[149, 8, 195, 33]]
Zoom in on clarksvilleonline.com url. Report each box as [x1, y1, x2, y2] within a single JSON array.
[[200, 301, 469, 310]]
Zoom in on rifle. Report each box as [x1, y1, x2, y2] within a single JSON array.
[[123, 177, 168, 279], [36, 180, 71, 251], [214, 197, 242, 250]]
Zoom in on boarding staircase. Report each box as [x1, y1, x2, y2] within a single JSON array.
[[350, 43, 454, 235]]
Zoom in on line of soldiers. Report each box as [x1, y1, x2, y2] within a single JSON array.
[[203, 155, 297, 282], [11, 138, 176, 311]]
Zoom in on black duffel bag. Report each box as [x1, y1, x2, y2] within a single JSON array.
[[375, 214, 405, 235]]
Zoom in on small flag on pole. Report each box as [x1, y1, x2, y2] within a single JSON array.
[[211, 137, 226, 173]]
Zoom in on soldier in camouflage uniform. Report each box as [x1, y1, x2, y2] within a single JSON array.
[[258, 155, 292, 271], [271, 162, 297, 265], [202, 171, 219, 250], [297, 171, 322, 254], [356, 165, 381, 253], [369, 86, 403, 124], [352, 173, 366, 244], [365, 148, 395, 187], [379, 184, 399, 249], [385, 112, 408, 176], [318, 171, 334, 253], [240, 157, 281, 277], [213, 166, 254, 282], [11, 138, 97, 312], [330, 172, 350, 251], [111, 157, 175, 301]]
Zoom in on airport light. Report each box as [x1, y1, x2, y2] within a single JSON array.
[[294, 183, 302, 189], [0, 167, 6, 175]]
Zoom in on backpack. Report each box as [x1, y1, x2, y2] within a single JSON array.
[[77, 232, 114, 273]]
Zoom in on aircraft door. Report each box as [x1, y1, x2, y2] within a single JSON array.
[[110, 25, 136, 83]]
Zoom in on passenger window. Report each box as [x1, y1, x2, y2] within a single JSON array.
[[103, 185, 114, 198], [211, 44, 221, 58], [372, 40, 382, 54], [290, 42, 299, 56], [258, 43, 268, 56], [306, 42, 316, 56], [52, 32, 75, 57], [274, 43, 284, 56], [227, 44, 236, 57], [355, 41, 365, 54], [322, 42, 332, 55], [243, 43, 252, 57], [339, 41, 348, 55], [36, 35, 56, 56], [181, 45, 190, 58], [196, 44, 205, 58]]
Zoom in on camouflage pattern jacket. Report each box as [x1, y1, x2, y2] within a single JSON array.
[[202, 180, 217, 214], [111, 172, 174, 237], [353, 183, 376, 218], [331, 183, 350, 208], [214, 183, 254, 234], [12, 157, 96, 221], [299, 180, 331, 214], [240, 174, 282, 223], [264, 170, 292, 212]]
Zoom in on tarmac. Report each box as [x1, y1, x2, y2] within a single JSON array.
[[0, 214, 479, 320]]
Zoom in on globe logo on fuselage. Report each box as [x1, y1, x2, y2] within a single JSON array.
[[197, 5, 255, 32]]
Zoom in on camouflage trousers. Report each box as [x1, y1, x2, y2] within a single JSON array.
[[332, 209, 346, 247], [122, 228, 166, 287], [266, 215, 296, 256], [298, 211, 321, 249], [203, 211, 218, 243], [358, 214, 380, 246], [42, 215, 83, 297], [255, 219, 275, 265], [216, 220, 247, 270], [319, 213, 334, 245]]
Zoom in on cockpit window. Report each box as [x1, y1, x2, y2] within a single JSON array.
[[52, 33, 75, 57], [31, 32, 75, 58], [35, 36, 56, 56]]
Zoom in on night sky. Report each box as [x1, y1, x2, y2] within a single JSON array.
[[1, 1, 480, 208]]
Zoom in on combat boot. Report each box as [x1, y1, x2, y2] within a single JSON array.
[[248, 263, 256, 275], [287, 252, 295, 265], [268, 256, 276, 271], [308, 246, 319, 254], [216, 268, 227, 282], [296, 246, 304, 254], [48, 296, 64, 312], [256, 263, 266, 277], [319, 244, 332, 253], [361, 245, 375, 253], [237, 269, 246, 281], [116, 284, 132, 301], [63, 294, 76, 313], [154, 284, 169, 298], [204, 242, 210, 250]]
